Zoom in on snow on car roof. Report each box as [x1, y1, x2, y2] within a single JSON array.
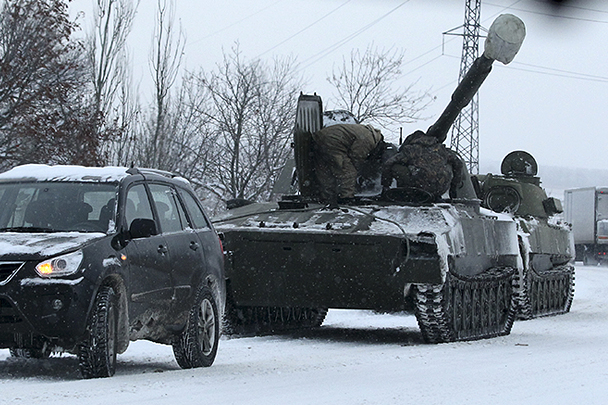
[[0, 164, 130, 183]]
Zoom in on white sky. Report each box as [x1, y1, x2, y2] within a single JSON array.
[[69, 0, 608, 171]]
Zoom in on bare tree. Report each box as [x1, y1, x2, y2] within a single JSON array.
[[327, 44, 434, 130], [106, 49, 140, 166], [87, 0, 138, 118], [102, 0, 219, 203], [193, 45, 303, 201], [137, 0, 185, 170], [165, 75, 219, 182], [86, 0, 139, 165], [0, 0, 107, 169]]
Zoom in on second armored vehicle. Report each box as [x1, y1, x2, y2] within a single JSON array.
[[476, 151, 574, 319]]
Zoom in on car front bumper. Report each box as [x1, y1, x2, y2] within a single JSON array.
[[0, 263, 93, 350]]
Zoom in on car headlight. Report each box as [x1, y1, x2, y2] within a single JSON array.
[[36, 250, 84, 278]]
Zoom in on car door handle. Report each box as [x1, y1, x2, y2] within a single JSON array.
[[157, 245, 168, 255], [189, 241, 200, 251]]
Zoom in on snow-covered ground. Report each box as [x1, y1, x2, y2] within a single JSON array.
[[1, 264, 606, 405]]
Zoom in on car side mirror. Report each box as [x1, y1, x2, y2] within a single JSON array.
[[111, 218, 158, 251], [129, 218, 158, 239]]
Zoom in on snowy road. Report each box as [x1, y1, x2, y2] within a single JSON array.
[[1, 264, 606, 405]]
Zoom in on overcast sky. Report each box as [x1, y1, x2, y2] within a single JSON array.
[[69, 0, 608, 172]]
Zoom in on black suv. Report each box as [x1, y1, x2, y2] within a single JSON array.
[[0, 164, 225, 378]]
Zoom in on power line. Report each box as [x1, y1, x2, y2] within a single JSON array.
[[256, 0, 354, 58], [511, 60, 608, 82], [503, 63, 608, 82], [483, 0, 524, 22], [297, 0, 412, 71], [188, 0, 286, 46], [442, 53, 608, 83], [403, 54, 446, 77]]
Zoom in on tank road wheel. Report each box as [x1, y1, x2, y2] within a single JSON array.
[[224, 301, 328, 336], [414, 268, 516, 343], [513, 264, 575, 320], [173, 285, 220, 368], [10, 346, 51, 359], [78, 285, 118, 379], [285, 307, 327, 329], [309, 308, 328, 327], [10, 338, 52, 359]]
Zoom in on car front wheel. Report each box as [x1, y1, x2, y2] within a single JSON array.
[[173, 285, 220, 368], [78, 285, 118, 379]]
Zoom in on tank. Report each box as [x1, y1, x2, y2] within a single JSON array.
[[213, 14, 572, 343], [477, 151, 575, 319]]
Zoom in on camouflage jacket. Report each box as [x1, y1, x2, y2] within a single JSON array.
[[382, 132, 463, 198]]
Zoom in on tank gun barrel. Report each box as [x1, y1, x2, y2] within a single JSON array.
[[426, 14, 526, 143]]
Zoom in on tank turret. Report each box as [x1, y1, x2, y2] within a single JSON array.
[[479, 151, 562, 218]]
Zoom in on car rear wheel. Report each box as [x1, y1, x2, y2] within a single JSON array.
[[173, 285, 220, 368], [78, 285, 118, 379]]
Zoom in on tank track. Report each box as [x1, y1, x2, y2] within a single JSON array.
[[224, 296, 328, 336], [513, 263, 575, 320], [414, 267, 516, 343]]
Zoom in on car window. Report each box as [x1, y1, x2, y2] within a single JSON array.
[[5, 186, 37, 228], [148, 184, 187, 234], [0, 182, 117, 232], [179, 189, 210, 230], [125, 184, 154, 229]]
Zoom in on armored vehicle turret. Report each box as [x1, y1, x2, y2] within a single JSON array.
[[213, 14, 574, 343]]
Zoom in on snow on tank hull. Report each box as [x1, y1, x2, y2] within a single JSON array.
[[215, 199, 520, 341]]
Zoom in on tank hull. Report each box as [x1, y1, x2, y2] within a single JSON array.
[[215, 200, 520, 340]]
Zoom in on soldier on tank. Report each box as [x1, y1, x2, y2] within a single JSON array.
[[312, 123, 384, 203], [381, 130, 463, 201]]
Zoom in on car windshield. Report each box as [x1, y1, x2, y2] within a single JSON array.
[[0, 181, 118, 233]]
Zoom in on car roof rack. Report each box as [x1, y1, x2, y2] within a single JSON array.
[[126, 167, 176, 178]]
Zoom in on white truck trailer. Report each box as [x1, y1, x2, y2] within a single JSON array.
[[564, 187, 608, 265]]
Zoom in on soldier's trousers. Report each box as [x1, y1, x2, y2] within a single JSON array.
[[314, 152, 358, 200]]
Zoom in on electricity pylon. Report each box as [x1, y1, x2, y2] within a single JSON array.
[[445, 0, 482, 174]]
